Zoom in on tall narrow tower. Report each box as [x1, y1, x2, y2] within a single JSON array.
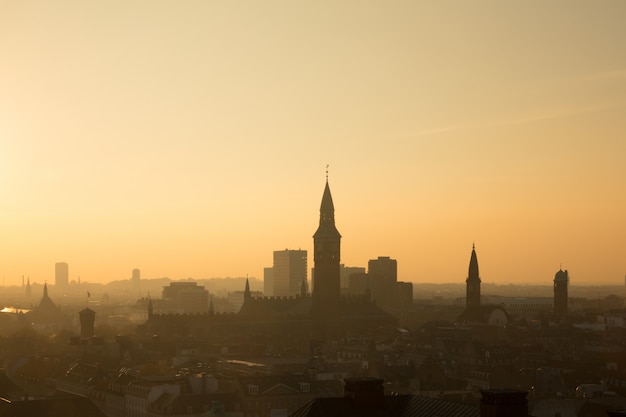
[[554, 268, 569, 319], [312, 178, 342, 323], [466, 244, 481, 308]]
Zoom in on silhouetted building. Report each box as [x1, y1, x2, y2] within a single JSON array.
[[466, 244, 481, 308], [55, 261, 69, 288], [273, 249, 308, 297], [79, 308, 96, 339], [143, 179, 396, 349], [264, 267, 274, 296], [554, 268, 569, 319], [458, 245, 509, 326], [132, 268, 140, 282], [162, 281, 209, 313], [25, 276, 32, 298], [312, 179, 342, 328], [369, 256, 397, 308]]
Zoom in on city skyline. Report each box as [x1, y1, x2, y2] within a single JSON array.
[[1, 2, 625, 285]]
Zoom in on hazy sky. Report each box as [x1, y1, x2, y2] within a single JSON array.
[[1, 1, 625, 286]]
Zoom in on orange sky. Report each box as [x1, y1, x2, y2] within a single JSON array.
[[1, 1, 625, 286]]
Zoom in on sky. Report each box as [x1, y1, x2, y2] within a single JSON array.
[[1, 1, 625, 286]]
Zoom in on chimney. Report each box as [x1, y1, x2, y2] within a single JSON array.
[[343, 377, 385, 408], [480, 389, 528, 417]]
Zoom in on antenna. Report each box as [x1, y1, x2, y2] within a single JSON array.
[[326, 164, 329, 181]]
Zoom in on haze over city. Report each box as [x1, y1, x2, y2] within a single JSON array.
[[1, 1, 625, 285]]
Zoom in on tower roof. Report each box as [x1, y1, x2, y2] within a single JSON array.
[[320, 181, 335, 212], [554, 269, 569, 282], [314, 180, 341, 239], [467, 244, 481, 283]]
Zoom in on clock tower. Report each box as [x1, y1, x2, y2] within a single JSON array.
[[312, 179, 342, 323]]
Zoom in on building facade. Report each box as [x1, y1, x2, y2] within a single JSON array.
[[272, 249, 307, 297], [55, 262, 69, 288], [368, 256, 397, 308]]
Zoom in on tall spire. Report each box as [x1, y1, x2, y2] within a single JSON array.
[[314, 180, 340, 239], [468, 245, 480, 283], [244, 277, 251, 301], [466, 244, 481, 308]]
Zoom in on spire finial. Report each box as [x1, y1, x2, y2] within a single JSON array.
[[326, 164, 329, 182], [472, 241, 475, 250]]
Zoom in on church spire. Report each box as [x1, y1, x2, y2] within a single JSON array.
[[244, 277, 251, 301], [466, 244, 481, 308]]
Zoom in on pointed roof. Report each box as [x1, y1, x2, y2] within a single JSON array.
[[314, 180, 341, 239], [467, 244, 481, 283], [320, 181, 335, 212]]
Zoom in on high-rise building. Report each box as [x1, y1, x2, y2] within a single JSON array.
[[263, 267, 274, 296], [368, 256, 397, 307], [312, 179, 341, 323], [55, 262, 69, 288], [465, 244, 481, 308], [554, 268, 569, 318], [272, 249, 307, 297], [132, 268, 140, 282]]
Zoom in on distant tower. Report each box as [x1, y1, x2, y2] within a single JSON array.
[[79, 308, 96, 339], [25, 276, 32, 297], [466, 244, 481, 308], [244, 277, 251, 302], [132, 269, 140, 282], [55, 262, 69, 288], [147, 297, 153, 320], [368, 256, 397, 307], [312, 177, 341, 323], [272, 249, 307, 297], [554, 268, 569, 318]]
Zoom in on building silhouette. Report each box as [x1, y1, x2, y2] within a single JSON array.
[[161, 281, 209, 313], [79, 308, 96, 339], [272, 249, 307, 297], [263, 267, 274, 296], [142, 178, 395, 345], [368, 256, 397, 308], [458, 244, 509, 326], [55, 262, 69, 288], [466, 244, 481, 308], [311, 179, 342, 328], [554, 268, 569, 319]]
